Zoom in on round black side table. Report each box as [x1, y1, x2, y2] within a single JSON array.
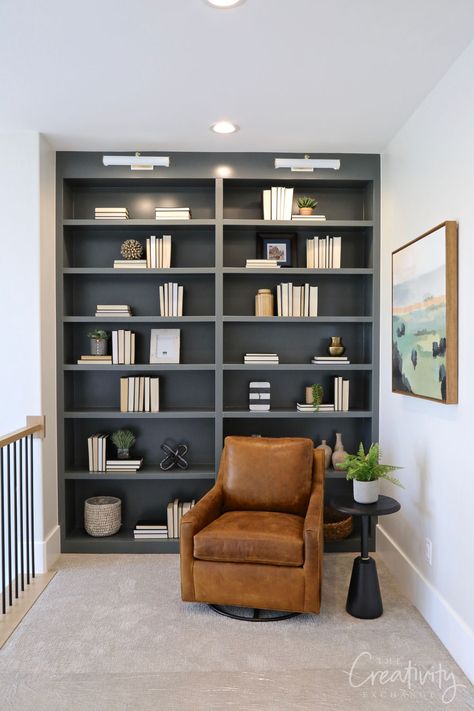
[[330, 494, 401, 619]]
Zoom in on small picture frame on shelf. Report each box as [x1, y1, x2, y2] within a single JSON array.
[[257, 233, 297, 267], [150, 329, 181, 364]]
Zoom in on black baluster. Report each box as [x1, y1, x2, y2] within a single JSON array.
[[14, 440, 18, 599], [25, 436, 30, 586], [7, 445, 12, 607], [30, 435, 35, 578], [0, 448, 5, 614], [19, 438, 24, 592]]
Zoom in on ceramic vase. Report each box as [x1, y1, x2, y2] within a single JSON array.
[[316, 440, 332, 469], [90, 338, 107, 356], [331, 432, 347, 470], [353, 479, 379, 504]]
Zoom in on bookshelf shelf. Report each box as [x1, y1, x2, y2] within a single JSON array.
[[57, 152, 379, 555]]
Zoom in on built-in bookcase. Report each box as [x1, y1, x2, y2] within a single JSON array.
[[57, 152, 380, 554]]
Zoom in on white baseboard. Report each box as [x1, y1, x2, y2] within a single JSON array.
[[377, 524, 474, 684], [34, 524, 60, 573]]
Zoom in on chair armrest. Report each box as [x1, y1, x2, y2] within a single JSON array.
[[303, 449, 325, 611], [180, 474, 224, 602]]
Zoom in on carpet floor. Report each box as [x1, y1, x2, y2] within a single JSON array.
[[0, 553, 472, 710]]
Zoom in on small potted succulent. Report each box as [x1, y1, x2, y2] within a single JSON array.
[[338, 442, 402, 504], [297, 196, 318, 216], [111, 429, 136, 460], [88, 329, 110, 356]]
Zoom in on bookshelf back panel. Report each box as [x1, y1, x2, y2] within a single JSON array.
[[223, 274, 372, 317], [64, 227, 215, 268], [66, 479, 213, 532], [64, 274, 215, 316], [64, 323, 215, 364], [64, 371, 215, 411], [65, 418, 215, 471], [223, 180, 372, 220], [223, 227, 372, 268], [223, 418, 373, 456], [223, 371, 371, 411], [223, 322, 373, 364], [64, 180, 216, 219]]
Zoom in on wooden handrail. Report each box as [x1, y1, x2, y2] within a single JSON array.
[[0, 417, 45, 449]]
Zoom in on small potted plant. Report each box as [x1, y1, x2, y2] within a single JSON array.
[[297, 196, 317, 216], [111, 430, 136, 460], [338, 442, 402, 504], [88, 329, 110, 356]]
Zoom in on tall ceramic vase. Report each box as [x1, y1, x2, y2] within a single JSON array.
[[316, 440, 332, 469], [331, 432, 347, 470]]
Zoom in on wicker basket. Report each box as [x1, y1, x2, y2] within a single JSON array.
[[323, 505, 353, 541], [84, 496, 121, 537]]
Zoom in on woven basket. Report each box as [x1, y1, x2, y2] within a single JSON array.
[[323, 505, 353, 541], [84, 496, 121, 537]]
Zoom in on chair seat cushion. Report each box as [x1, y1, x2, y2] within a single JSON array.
[[193, 511, 304, 567]]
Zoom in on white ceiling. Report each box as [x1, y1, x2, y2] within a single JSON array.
[[1, 0, 473, 152]]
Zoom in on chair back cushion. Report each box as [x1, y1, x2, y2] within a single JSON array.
[[221, 436, 313, 516]]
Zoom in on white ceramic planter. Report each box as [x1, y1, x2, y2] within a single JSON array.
[[353, 479, 379, 504]]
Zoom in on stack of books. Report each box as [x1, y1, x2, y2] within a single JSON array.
[[276, 283, 318, 317], [155, 207, 191, 220], [263, 187, 293, 220], [77, 355, 112, 365], [244, 353, 279, 364], [106, 458, 143, 473], [95, 207, 129, 220], [134, 521, 169, 540], [334, 376, 350, 411], [88, 434, 108, 472], [292, 213, 326, 221], [306, 236, 342, 268], [120, 377, 160, 413], [113, 260, 147, 269], [245, 259, 280, 269], [312, 355, 351, 365], [146, 235, 172, 268], [159, 283, 183, 317], [167, 499, 195, 539], [112, 330, 136, 365], [296, 402, 335, 413], [95, 304, 131, 318], [249, 381, 271, 411]]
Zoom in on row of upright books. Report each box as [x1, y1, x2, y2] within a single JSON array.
[[263, 188, 294, 220], [133, 500, 195, 539], [306, 236, 342, 268], [159, 282, 183, 317], [95, 207, 129, 220], [87, 434, 144, 472], [96, 304, 131, 318], [119, 377, 160, 412], [147, 235, 171, 268], [112, 330, 136, 364], [276, 283, 318, 317]]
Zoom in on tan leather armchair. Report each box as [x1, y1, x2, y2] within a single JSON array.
[[180, 436, 325, 614]]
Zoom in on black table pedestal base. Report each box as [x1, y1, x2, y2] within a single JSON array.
[[346, 556, 383, 619]]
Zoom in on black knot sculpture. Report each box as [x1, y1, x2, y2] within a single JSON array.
[[159, 440, 189, 471]]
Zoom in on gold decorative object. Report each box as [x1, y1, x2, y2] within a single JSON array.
[[328, 336, 345, 356], [121, 239, 143, 260]]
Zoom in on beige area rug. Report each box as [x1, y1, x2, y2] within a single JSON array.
[[0, 553, 472, 711]]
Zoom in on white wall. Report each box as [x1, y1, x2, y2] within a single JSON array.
[[380, 41, 474, 681], [0, 131, 58, 572]]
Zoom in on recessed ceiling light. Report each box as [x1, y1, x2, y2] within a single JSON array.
[[206, 0, 245, 8], [210, 121, 240, 134]]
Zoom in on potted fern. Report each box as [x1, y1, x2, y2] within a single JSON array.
[[297, 196, 317, 216], [111, 430, 136, 460], [338, 442, 402, 504]]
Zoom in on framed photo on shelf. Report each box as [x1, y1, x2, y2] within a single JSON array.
[[392, 221, 458, 404], [150, 329, 181, 364], [257, 233, 297, 267]]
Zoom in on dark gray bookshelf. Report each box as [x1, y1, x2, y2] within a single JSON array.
[[57, 151, 380, 555]]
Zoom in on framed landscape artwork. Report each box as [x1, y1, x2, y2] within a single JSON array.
[[392, 221, 458, 404], [257, 233, 297, 267]]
